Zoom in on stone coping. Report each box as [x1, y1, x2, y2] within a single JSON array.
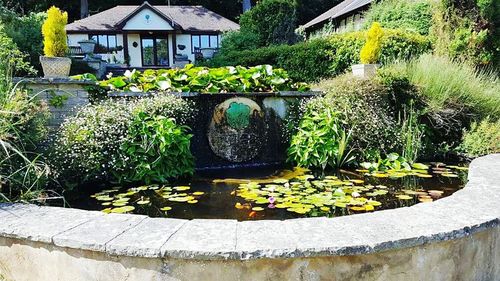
[[0, 154, 498, 261], [107, 91, 324, 98], [13, 77, 96, 85]]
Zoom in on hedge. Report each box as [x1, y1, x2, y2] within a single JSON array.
[[207, 28, 432, 82]]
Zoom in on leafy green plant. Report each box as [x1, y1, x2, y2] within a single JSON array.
[[287, 102, 355, 170], [47, 90, 69, 108], [458, 117, 500, 157], [52, 94, 194, 187], [360, 153, 412, 172], [115, 113, 194, 184], [95, 64, 309, 94], [399, 103, 425, 163], [208, 28, 431, 82]]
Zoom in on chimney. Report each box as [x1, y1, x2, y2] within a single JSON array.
[[243, 0, 252, 12]]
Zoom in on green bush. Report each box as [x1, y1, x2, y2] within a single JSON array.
[[0, 6, 45, 75], [459, 117, 500, 157], [314, 75, 402, 157], [219, 30, 261, 53], [114, 113, 194, 184], [287, 101, 355, 169], [208, 28, 432, 82], [53, 94, 194, 186], [363, 0, 433, 35], [90, 64, 310, 94], [239, 0, 298, 47]]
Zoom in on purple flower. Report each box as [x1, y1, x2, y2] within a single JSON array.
[[268, 197, 276, 204]]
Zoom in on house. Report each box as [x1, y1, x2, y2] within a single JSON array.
[[66, 2, 239, 68], [302, 0, 373, 36]]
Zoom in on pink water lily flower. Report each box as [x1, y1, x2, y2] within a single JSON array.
[[268, 197, 276, 204]]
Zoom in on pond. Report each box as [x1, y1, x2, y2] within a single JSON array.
[[63, 162, 468, 221]]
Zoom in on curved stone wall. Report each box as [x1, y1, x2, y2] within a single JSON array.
[[0, 154, 499, 281]]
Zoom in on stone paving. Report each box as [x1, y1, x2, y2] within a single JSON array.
[[0, 154, 499, 261]]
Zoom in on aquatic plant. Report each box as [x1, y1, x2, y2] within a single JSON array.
[[75, 64, 310, 95], [114, 113, 194, 184], [287, 101, 355, 170]]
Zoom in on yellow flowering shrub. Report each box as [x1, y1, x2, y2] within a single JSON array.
[[41, 6, 68, 57], [360, 22, 384, 64]]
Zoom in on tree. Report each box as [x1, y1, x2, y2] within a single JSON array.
[[240, 0, 298, 46]]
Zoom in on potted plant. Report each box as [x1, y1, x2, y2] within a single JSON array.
[[78, 39, 96, 55], [352, 22, 384, 79], [40, 6, 71, 78]]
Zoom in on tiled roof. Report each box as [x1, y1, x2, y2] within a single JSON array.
[[303, 0, 373, 30], [66, 4, 239, 33]]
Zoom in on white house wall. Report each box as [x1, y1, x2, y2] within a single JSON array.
[[123, 8, 174, 31], [175, 34, 195, 63]]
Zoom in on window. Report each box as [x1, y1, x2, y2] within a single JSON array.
[[89, 34, 117, 53], [191, 34, 219, 52]]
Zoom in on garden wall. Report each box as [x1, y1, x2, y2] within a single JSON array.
[[0, 154, 498, 281], [16, 78, 93, 129]]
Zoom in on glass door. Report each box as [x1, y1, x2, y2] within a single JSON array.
[[141, 36, 169, 66]]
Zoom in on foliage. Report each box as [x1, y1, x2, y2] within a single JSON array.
[[398, 104, 425, 163], [459, 117, 500, 157], [240, 0, 298, 47], [114, 113, 194, 184], [0, 43, 49, 201], [41, 6, 67, 57], [0, 28, 35, 77], [0, 5, 45, 74], [96, 64, 310, 94], [432, 0, 499, 68], [360, 22, 384, 64], [363, 0, 433, 35], [314, 75, 402, 157], [219, 30, 261, 53], [287, 102, 355, 170], [406, 54, 500, 119], [360, 153, 412, 172], [52, 94, 195, 187], [208, 28, 432, 82]]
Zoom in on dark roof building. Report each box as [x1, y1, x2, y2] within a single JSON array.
[[302, 0, 373, 35]]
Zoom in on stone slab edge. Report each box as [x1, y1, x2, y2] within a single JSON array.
[[0, 154, 498, 261]]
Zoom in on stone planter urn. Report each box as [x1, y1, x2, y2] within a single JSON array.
[[40, 56, 72, 78], [78, 39, 97, 55], [352, 64, 377, 79]]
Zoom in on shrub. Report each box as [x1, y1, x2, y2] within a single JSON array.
[[360, 22, 384, 64], [93, 65, 310, 94], [458, 117, 500, 157], [287, 102, 355, 169], [0, 28, 35, 78], [41, 6, 67, 57], [239, 0, 298, 47], [114, 113, 194, 184], [52, 94, 194, 186], [314, 75, 402, 157], [219, 31, 261, 53], [363, 0, 433, 35], [0, 6, 45, 74], [208, 28, 432, 82]]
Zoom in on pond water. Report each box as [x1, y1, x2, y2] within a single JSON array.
[[63, 163, 468, 221]]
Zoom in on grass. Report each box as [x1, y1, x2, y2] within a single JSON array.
[[406, 54, 500, 118]]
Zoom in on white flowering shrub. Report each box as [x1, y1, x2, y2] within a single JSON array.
[[52, 94, 194, 186]]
